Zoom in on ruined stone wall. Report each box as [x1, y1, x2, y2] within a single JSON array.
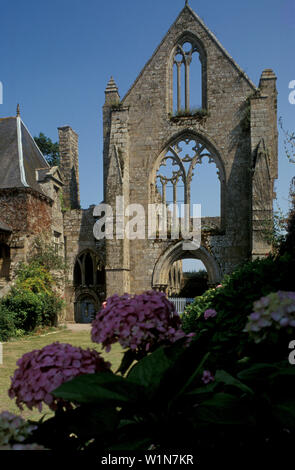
[[103, 5, 277, 296], [0, 189, 53, 287], [58, 126, 80, 210], [63, 206, 103, 321]]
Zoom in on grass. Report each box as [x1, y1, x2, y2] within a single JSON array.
[[0, 326, 125, 422]]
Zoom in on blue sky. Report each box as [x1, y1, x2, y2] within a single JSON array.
[[0, 0, 294, 227]]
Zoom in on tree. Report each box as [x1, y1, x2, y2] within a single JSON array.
[[34, 132, 60, 167]]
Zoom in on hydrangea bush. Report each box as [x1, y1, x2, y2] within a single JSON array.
[[5, 286, 295, 457], [0, 411, 37, 446], [244, 291, 295, 343], [9, 342, 111, 411], [91, 291, 192, 354]]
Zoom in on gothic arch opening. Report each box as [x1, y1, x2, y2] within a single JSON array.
[[73, 250, 105, 288], [180, 258, 208, 297], [169, 33, 207, 114], [74, 293, 98, 324], [85, 253, 94, 286], [151, 132, 225, 231], [190, 154, 221, 217], [73, 259, 82, 287], [73, 250, 105, 324], [152, 242, 221, 293]]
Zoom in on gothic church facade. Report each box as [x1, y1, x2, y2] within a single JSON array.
[[0, 4, 277, 322]]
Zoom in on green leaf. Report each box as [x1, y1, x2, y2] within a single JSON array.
[[52, 372, 145, 405], [271, 401, 295, 428], [215, 370, 254, 395], [195, 393, 253, 425], [269, 366, 295, 379], [127, 346, 174, 395], [237, 364, 279, 382], [185, 381, 218, 397]]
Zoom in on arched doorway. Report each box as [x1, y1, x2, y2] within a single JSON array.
[[73, 250, 105, 323], [74, 293, 99, 324], [152, 241, 221, 293], [178, 259, 208, 297]]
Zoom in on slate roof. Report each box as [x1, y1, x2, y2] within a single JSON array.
[[0, 116, 50, 194]]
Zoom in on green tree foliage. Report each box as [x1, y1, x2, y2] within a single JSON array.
[[181, 254, 295, 372], [279, 117, 295, 164], [179, 270, 208, 297], [34, 132, 60, 167], [280, 179, 295, 257]]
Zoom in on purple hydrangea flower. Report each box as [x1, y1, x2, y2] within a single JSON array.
[[9, 342, 111, 411], [202, 370, 215, 384], [91, 291, 193, 353], [204, 309, 217, 320]]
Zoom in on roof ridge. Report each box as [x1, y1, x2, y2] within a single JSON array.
[[21, 119, 50, 168], [16, 115, 29, 187]]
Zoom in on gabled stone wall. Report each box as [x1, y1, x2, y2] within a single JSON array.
[[103, 4, 278, 296]]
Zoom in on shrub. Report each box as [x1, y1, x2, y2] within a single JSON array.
[[2, 288, 64, 332], [2, 288, 43, 331], [181, 254, 295, 371], [6, 288, 295, 459], [181, 288, 217, 332], [39, 292, 64, 327], [0, 303, 16, 341], [14, 262, 54, 294]]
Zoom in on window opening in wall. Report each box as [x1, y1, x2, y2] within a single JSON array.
[[53, 231, 61, 254], [155, 137, 221, 220], [173, 40, 203, 114]]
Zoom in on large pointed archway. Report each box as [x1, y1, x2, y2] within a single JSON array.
[[152, 241, 221, 292]]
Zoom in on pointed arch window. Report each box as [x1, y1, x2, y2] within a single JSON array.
[[155, 136, 221, 208], [73, 251, 105, 288], [171, 35, 207, 114], [152, 135, 225, 229]]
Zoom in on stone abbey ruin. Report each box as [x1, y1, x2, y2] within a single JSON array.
[[0, 3, 277, 322]]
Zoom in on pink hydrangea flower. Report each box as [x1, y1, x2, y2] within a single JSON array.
[[91, 291, 193, 353], [202, 370, 215, 384], [8, 342, 111, 412], [204, 309, 217, 320]]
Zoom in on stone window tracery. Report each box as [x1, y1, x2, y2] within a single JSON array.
[[73, 251, 105, 287], [154, 136, 222, 215], [172, 37, 205, 114]]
